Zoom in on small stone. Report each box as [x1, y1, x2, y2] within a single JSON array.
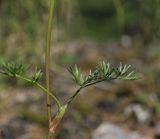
[[124, 104, 151, 124], [121, 35, 132, 48], [155, 121, 160, 139], [92, 123, 150, 139], [15, 93, 27, 103]]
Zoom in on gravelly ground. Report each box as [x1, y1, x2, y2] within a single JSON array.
[[0, 40, 159, 139]]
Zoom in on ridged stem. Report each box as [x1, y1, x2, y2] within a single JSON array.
[[45, 0, 56, 127]]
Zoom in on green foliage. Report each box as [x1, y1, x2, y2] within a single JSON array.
[[72, 0, 160, 41], [0, 61, 61, 112], [0, 62, 43, 84], [68, 64, 84, 85], [0, 0, 47, 37], [32, 67, 43, 83], [69, 61, 139, 87], [67, 61, 139, 105], [0, 63, 26, 77]]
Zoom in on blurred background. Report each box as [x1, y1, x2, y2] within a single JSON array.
[[0, 0, 160, 139]]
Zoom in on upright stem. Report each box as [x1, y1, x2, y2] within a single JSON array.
[[112, 0, 125, 33], [45, 0, 55, 126]]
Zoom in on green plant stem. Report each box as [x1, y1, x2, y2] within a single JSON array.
[[36, 84, 61, 112], [112, 0, 125, 32], [67, 78, 116, 105], [84, 78, 116, 87], [45, 0, 56, 125], [67, 86, 83, 105], [47, 132, 55, 139], [15, 74, 61, 111]]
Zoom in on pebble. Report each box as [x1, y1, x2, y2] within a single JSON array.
[[92, 123, 151, 139], [124, 104, 151, 124]]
